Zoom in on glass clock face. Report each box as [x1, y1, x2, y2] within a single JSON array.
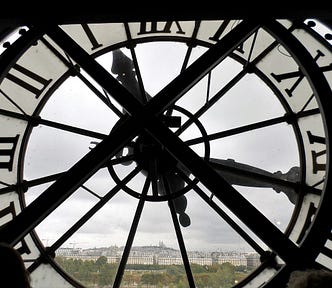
[[0, 19, 331, 287]]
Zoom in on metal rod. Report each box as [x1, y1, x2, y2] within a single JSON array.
[[112, 177, 149, 288], [28, 167, 141, 273], [0, 107, 107, 140], [164, 175, 195, 288], [0, 171, 66, 194], [176, 69, 247, 136], [186, 108, 319, 146], [41, 37, 124, 117]]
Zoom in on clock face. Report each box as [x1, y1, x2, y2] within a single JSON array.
[[0, 19, 331, 287]]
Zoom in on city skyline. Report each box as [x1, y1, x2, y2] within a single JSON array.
[[56, 241, 261, 269]]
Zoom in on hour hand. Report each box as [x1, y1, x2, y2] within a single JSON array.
[[111, 49, 150, 104]]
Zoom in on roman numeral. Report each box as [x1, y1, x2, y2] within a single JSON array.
[[320, 232, 332, 261], [6, 64, 52, 99], [81, 24, 103, 50], [0, 201, 16, 222], [296, 202, 316, 243], [307, 131, 326, 174], [0, 201, 31, 255], [208, 20, 244, 53], [0, 135, 19, 171], [138, 21, 185, 35], [209, 20, 231, 42], [271, 50, 332, 97]]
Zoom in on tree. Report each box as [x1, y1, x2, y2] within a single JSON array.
[[98, 264, 115, 286], [95, 256, 108, 267], [213, 263, 235, 288]]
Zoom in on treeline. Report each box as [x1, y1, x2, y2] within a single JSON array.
[[56, 256, 250, 288]]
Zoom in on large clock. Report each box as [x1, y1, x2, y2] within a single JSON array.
[[0, 16, 331, 288]]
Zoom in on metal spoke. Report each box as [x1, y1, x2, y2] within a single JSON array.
[[180, 21, 201, 73], [0, 107, 107, 140], [0, 114, 141, 245], [41, 37, 124, 117], [76, 72, 123, 117], [112, 177, 150, 288], [200, 188, 266, 255], [244, 29, 259, 66], [175, 167, 266, 254], [38, 117, 107, 139], [0, 171, 66, 194], [175, 24, 298, 138], [146, 118, 302, 265], [176, 69, 247, 136], [163, 175, 195, 288], [81, 185, 102, 199], [124, 23, 149, 104], [28, 167, 141, 273], [185, 108, 320, 146]]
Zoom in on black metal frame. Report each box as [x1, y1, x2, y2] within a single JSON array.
[[0, 11, 331, 288]]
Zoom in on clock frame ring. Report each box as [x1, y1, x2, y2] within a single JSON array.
[[0, 19, 330, 288]]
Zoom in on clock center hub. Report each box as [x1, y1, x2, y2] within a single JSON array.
[[134, 132, 177, 175]]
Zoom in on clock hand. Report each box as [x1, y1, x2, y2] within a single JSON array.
[[110, 49, 144, 166], [111, 49, 147, 103], [209, 158, 300, 204], [111, 49, 190, 226]]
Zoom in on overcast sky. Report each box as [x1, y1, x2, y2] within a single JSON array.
[[22, 41, 298, 253]]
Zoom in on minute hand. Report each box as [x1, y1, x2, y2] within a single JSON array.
[[209, 158, 300, 204]]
